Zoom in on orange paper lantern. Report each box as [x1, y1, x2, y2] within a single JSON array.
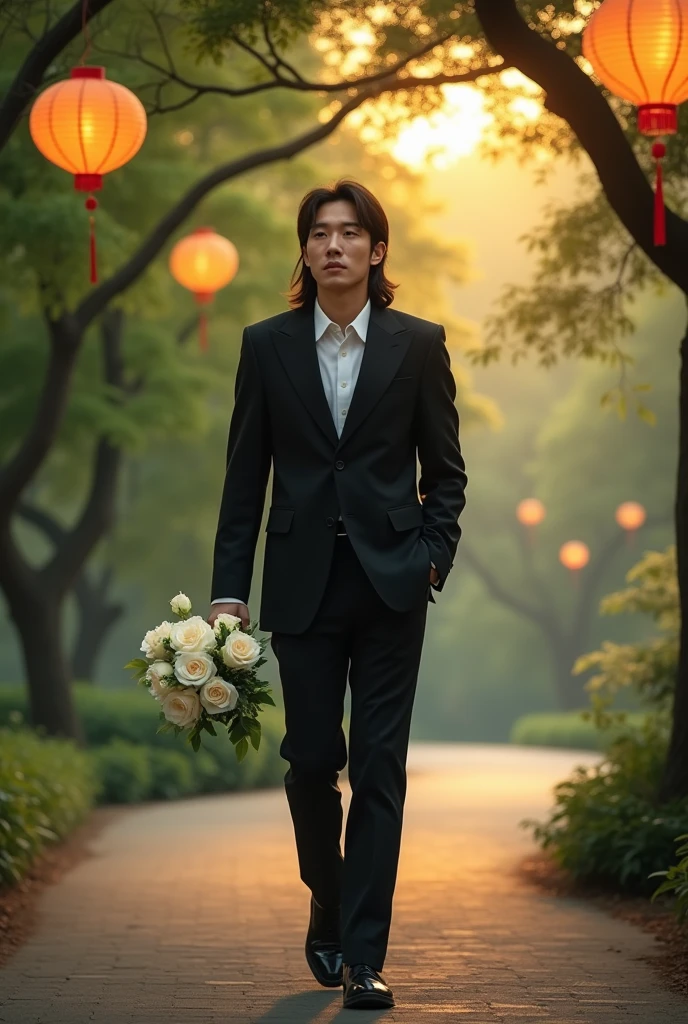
[[583, 0, 688, 246], [615, 500, 647, 532], [169, 228, 239, 351], [516, 498, 546, 527], [559, 540, 590, 572], [29, 66, 147, 282]]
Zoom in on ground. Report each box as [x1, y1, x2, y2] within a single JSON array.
[[1, 742, 687, 1023]]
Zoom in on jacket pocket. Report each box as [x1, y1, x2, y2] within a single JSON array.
[[266, 507, 294, 533], [387, 503, 424, 531]]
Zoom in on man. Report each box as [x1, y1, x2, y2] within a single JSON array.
[[208, 179, 467, 1010]]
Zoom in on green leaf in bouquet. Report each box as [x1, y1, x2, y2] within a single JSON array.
[[202, 718, 217, 736], [228, 719, 248, 744], [253, 693, 276, 707], [246, 719, 261, 751], [235, 736, 249, 761], [156, 720, 175, 735], [124, 658, 150, 679], [191, 733, 201, 752]]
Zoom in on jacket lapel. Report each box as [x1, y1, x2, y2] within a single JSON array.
[[270, 302, 414, 450]]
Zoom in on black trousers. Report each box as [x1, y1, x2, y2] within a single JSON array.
[[270, 532, 429, 970]]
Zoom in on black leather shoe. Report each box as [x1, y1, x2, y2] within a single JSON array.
[[305, 896, 342, 987], [342, 962, 395, 1009]]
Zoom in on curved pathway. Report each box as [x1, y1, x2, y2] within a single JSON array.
[[1, 743, 686, 1023]]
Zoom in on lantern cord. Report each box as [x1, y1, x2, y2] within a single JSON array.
[[199, 310, 209, 352], [79, 0, 92, 65], [85, 195, 98, 284], [652, 141, 667, 247]]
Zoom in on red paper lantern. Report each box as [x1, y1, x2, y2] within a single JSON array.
[[169, 228, 239, 351], [29, 66, 147, 282], [516, 498, 546, 527], [583, 0, 688, 246]]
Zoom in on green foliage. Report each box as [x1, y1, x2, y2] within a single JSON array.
[[0, 726, 97, 885], [509, 710, 648, 752], [650, 834, 688, 925], [0, 684, 287, 796], [521, 716, 688, 895], [522, 549, 687, 897], [575, 547, 678, 724], [91, 739, 152, 804]]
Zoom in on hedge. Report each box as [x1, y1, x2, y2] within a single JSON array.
[[0, 683, 289, 802], [509, 710, 649, 752], [0, 727, 97, 885]]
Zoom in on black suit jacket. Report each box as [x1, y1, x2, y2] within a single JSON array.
[[211, 301, 467, 634]]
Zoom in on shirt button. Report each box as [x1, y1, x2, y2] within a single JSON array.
[[342, 409, 347, 416], [335, 460, 345, 470], [325, 516, 335, 527], [340, 350, 348, 357], [340, 381, 348, 388]]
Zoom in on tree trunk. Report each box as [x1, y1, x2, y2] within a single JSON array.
[[71, 566, 124, 681], [660, 316, 688, 800], [547, 637, 588, 712], [9, 580, 83, 743]]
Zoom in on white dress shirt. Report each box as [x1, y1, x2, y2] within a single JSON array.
[[212, 297, 434, 607]]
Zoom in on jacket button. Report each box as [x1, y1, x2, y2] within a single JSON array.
[[325, 516, 335, 527], [335, 460, 345, 470]]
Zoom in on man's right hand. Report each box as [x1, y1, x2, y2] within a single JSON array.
[[207, 602, 250, 630]]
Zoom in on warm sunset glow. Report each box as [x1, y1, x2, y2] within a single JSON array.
[[615, 501, 647, 532], [559, 541, 590, 572], [516, 498, 546, 527]]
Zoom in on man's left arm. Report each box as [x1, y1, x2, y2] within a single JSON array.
[[416, 324, 468, 592]]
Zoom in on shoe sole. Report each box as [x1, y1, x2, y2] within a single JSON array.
[[304, 939, 343, 988], [343, 990, 395, 1009]]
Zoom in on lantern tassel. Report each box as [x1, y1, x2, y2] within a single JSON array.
[[652, 141, 667, 247], [85, 195, 98, 284], [199, 309, 208, 352]]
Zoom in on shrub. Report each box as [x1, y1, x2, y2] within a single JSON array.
[[0, 727, 97, 884], [521, 716, 688, 895], [91, 740, 152, 804], [0, 683, 288, 798], [524, 549, 688, 902], [509, 711, 648, 752], [650, 834, 688, 924]]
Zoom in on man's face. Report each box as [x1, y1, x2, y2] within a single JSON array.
[[302, 199, 385, 293]]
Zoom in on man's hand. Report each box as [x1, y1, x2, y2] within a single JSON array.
[[207, 602, 250, 630], [429, 566, 439, 586]]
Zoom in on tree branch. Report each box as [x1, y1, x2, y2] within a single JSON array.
[[74, 63, 500, 328], [474, 0, 688, 292], [0, 0, 116, 152], [460, 541, 561, 634]]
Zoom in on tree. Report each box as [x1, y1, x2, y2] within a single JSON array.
[[0, 0, 499, 738]]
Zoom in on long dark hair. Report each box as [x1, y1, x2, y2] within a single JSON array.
[[286, 179, 398, 309]]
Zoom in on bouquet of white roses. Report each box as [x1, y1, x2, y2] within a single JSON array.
[[125, 592, 275, 761]]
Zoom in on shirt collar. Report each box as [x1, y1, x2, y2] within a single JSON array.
[[314, 296, 371, 343]]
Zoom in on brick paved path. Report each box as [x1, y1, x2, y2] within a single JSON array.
[[1, 742, 687, 1023]]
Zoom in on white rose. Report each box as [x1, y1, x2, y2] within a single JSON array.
[[169, 615, 216, 653], [222, 631, 261, 671], [161, 687, 201, 728], [140, 621, 173, 661], [174, 651, 216, 688], [214, 613, 242, 634], [200, 678, 239, 715], [170, 592, 192, 617], [147, 660, 175, 699]]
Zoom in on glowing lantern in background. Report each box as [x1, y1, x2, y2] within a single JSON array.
[[516, 497, 546, 546], [583, 0, 688, 246], [29, 66, 147, 283], [169, 228, 239, 351], [615, 500, 647, 543], [559, 541, 590, 577]]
